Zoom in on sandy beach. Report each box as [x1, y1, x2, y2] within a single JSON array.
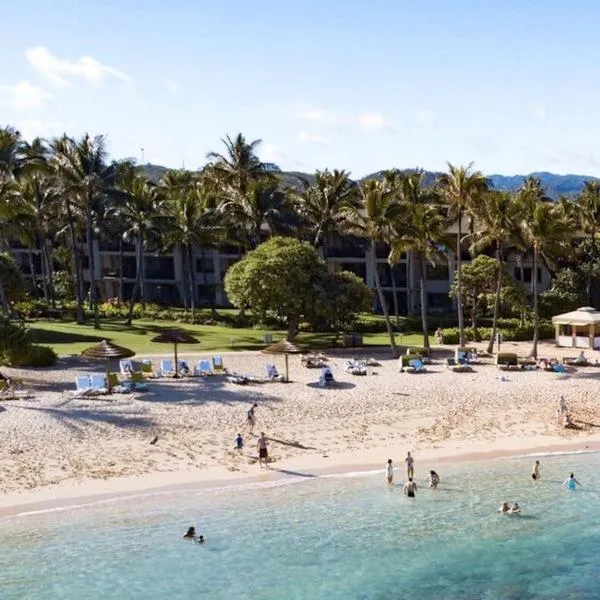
[[2, 339, 600, 515]]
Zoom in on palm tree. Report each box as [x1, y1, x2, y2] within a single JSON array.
[[576, 181, 600, 302], [470, 191, 519, 353], [344, 179, 400, 356], [162, 177, 223, 323], [50, 134, 115, 328], [521, 198, 571, 358], [292, 169, 358, 258], [206, 133, 264, 198], [438, 163, 488, 346], [114, 166, 164, 323], [390, 202, 448, 349]]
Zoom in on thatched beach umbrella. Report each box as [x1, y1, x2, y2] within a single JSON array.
[[151, 329, 200, 378], [261, 339, 302, 382], [81, 340, 135, 393]]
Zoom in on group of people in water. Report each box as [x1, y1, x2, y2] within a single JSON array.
[[386, 452, 440, 498]]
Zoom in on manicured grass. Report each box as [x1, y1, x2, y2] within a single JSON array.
[[28, 319, 424, 356]]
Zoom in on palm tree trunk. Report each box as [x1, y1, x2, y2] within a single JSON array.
[[28, 249, 38, 298], [66, 200, 84, 324], [372, 241, 398, 357], [487, 246, 503, 354], [455, 215, 465, 346], [187, 243, 195, 324], [0, 281, 11, 315], [118, 237, 124, 302], [530, 248, 539, 358], [137, 233, 146, 306], [418, 254, 430, 349], [390, 264, 400, 329], [180, 245, 189, 311], [42, 241, 55, 307], [518, 257, 526, 327], [85, 205, 99, 329], [588, 228, 596, 304]]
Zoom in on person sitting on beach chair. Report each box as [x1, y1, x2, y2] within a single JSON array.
[[265, 364, 283, 381], [319, 367, 335, 387]]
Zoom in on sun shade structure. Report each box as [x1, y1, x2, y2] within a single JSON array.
[[261, 339, 302, 381], [81, 340, 135, 393], [552, 306, 600, 349], [151, 329, 200, 377]]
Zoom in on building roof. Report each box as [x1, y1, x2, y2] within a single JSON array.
[[552, 306, 600, 325]]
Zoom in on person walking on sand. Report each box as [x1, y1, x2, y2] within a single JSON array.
[[386, 459, 394, 485], [403, 477, 417, 498], [532, 460, 540, 480], [562, 473, 582, 490], [405, 452, 414, 479], [257, 432, 269, 468], [557, 396, 568, 424], [247, 403, 258, 433]]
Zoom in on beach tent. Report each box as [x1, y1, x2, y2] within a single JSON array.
[[261, 339, 302, 382], [151, 329, 200, 378], [81, 340, 135, 393], [552, 306, 600, 349]]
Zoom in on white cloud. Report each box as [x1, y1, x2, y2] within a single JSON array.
[[164, 78, 182, 94], [415, 108, 436, 127], [260, 142, 287, 163], [0, 80, 53, 110], [532, 103, 547, 122], [18, 119, 64, 140], [25, 46, 131, 88], [358, 111, 388, 132], [293, 102, 337, 124], [298, 131, 329, 145]]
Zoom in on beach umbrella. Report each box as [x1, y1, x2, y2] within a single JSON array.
[[261, 339, 302, 381], [81, 340, 135, 393], [151, 329, 200, 378]]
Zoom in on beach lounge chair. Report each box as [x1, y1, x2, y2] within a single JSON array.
[[301, 353, 328, 369], [406, 359, 427, 374], [345, 359, 367, 375], [319, 367, 335, 387], [178, 360, 191, 376], [195, 359, 213, 376], [265, 364, 283, 381], [455, 347, 479, 365], [399, 354, 421, 371], [159, 359, 175, 377], [227, 373, 249, 385], [407, 347, 432, 364], [212, 356, 225, 373], [446, 358, 471, 372], [73, 376, 93, 397], [141, 360, 153, 375], [90, 373, 108, 394], [495, 353, 519, 370]]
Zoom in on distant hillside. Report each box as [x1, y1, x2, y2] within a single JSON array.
[[140, 163, 598, 198]]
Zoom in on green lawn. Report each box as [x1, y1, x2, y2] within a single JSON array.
[[28, 319, 424, 356]]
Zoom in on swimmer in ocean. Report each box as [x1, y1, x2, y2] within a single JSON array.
[[562, 473, 582, 490], [403, 477, 417, 498], [532, 460, 540, 480], [183, 527, 197, 539]]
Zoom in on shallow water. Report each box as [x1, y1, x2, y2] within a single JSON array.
[[1, 453, 599, 599]]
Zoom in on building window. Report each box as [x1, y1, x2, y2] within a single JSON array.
[[426, 264, 449, 281], [514, 267, 542, 283], [145, 256, 175, 279], [427, 293, 452, 313], [196, 258, 214, 274]]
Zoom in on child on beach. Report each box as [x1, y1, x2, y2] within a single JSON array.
[[235, 434, 244, 451]]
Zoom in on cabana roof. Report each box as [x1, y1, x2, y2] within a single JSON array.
[[552, 306, 600, 325]]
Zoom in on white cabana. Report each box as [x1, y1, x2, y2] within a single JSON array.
[[552, 306, 600, 349]]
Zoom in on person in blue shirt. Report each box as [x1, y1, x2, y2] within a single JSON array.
[[235, 433, 244, 451], [562, 473, 582, 490]]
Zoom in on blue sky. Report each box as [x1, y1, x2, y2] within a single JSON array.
[[2, 0, 600, 177]]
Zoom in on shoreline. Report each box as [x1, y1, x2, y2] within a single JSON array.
[[2, 436, 599, 519]]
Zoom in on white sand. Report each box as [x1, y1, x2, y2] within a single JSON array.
[[1, 339, 600, 513]]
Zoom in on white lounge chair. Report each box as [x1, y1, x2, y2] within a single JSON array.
[[159, 359, 175, 377], [90, 373, 108, 394], [345, 359, 367, 376], [319, 367, 335, 387], [265, 364, 283, 381], [73, 376, 93, 397], [195, 359, 213, 376], [406, 359, 427, 374], [120, 359, 134, 376]]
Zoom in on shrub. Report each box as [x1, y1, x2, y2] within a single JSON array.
[[0, 316, 31, 365], [11, 344, 58, 367]]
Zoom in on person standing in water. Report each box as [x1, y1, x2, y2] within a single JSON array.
[[532, 460, 540, 480], [257, 432, 269, 468], [403, 477, 417, 498], [562, 473, 582, 490], [427, 470, 440, 489], [386, 459, 394, 485], [405, 452, 414, 479]]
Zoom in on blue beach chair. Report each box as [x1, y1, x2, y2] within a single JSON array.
[[195, 359, 213, 376]]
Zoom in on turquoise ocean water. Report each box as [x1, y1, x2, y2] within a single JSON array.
[[1, 452, 599, 599]]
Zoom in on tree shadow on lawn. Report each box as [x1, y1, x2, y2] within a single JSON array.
[[30, 328, 106, 345], [136, 376, 285, 407], [16, 404, 155, 437]]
